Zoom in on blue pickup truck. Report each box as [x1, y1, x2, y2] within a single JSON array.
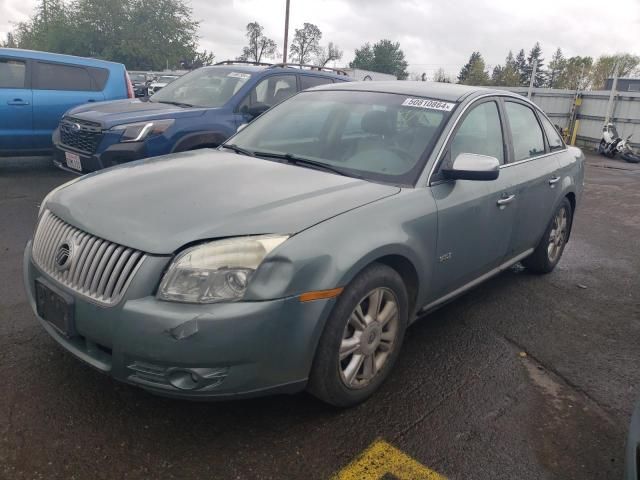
[[0, 48, 132, 156], [51, 61, 351, 174]]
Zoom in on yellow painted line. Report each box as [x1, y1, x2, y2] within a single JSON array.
[[332, 439, 448, 480]]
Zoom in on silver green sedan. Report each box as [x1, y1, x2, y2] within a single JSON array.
[[24, 82, 584, 406]]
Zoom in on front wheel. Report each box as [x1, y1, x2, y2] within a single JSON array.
[[307, 263, 408, 407], [522, 198, 573, 274]]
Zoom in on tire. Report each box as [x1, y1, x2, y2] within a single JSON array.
[[307, 263, 409, 407], [622, 152, 640, 164], [522, 198, 573, 274]]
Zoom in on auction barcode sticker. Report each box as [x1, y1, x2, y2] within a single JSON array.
[[402, 98, 455, 111]]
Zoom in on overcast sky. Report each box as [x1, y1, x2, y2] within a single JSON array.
[[2, 0, 640, 77]]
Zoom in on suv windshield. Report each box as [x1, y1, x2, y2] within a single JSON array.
[[151, 68, 252, 108], [229, 90, 455, 185], [129, 74, 146, 82]]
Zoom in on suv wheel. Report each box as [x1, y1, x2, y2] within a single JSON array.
[[523, 198, 573, 274], [307, 263, 408, 407]]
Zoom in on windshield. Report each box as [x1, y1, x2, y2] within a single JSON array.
[[229, 90, 455, 185], [130, 74, 146, 82], [151, 68, 252, 108]]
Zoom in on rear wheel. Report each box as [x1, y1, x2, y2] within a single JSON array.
[[523, 198, 572, 274], [307, 263, 408, 407]]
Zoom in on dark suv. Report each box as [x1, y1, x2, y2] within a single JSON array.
[[52, 61, 351, 173]]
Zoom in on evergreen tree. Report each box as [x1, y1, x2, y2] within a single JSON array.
[[458, 51, 489, 86], [547, 48, 565, 88], [525, 42, 546, 87], [515, 49, 527, 86]]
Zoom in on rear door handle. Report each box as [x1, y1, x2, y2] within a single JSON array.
[[7, 99, 30, 106], [548, 176, 561, 186], [497, 194, 516, 208]]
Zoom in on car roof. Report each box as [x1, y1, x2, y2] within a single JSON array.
[[308, 81, 515, 102], [0, 48, 124, 68], [201, 64, 348, 80]]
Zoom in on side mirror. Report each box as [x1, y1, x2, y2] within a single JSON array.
[[243, 103, 270, 119], [442, 153, 500, 181]]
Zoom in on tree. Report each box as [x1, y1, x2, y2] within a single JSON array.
[[239, 21, 277, 63], [547, 48, 565, 88], [524, 42, 546, 87], [433, 68, 451, 83], [1, 32, 17, 47], [589, 53, 640, 89], [458, 51, 489, 86], [289, 22, 322, 65], [557, 56, 593, 90], [515, 49, 527, 86], [315, 41, 343, 67], [7, 0, 211, 71], [349, 39, 409, 79]]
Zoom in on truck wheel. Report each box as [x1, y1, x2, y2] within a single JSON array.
[[307, 263, 408, 407], [523, 198, 572, 274]]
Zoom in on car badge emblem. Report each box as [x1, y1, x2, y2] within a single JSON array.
[[70, 123, 82, 133], [55, 240, 75, 271]]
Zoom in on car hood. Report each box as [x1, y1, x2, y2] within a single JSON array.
[[66, 99, 208, 128], [47, 150, 400, 254]]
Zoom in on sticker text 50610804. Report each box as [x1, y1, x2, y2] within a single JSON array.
[[402, 98, 455, 112]]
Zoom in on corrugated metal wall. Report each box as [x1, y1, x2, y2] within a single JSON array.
[[500, 87, 640, 149]]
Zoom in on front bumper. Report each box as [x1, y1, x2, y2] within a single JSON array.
[[53, 130, 147, 174], [23, 240, 334, 399]]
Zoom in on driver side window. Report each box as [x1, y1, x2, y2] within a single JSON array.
[[450, 101, 504, 164], [239, 75, 298, 111]]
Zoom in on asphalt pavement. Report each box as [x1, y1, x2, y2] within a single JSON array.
[[0, 153, 638, 480]]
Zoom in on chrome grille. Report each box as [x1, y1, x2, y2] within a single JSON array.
[[59, 117, 103, 154], [31, 210, 145, 306]]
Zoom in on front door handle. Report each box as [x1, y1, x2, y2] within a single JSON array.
[[7, 99, 30, 106], [497, 194, 516, 208], [548, 176, 561, 186]]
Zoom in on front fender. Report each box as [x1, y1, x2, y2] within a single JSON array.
[[171, 131, 228, 153], [245, 188, 438, 311]]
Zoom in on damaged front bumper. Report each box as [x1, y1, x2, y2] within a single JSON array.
[[23, 240, 334, 400]]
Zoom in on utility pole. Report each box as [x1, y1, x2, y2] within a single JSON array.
[[282, 0, 290, 63], [604, 61, 620, 126], [527, 60, 537, 99]]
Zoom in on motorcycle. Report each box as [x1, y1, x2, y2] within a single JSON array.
[[598, 123, 640, 163]]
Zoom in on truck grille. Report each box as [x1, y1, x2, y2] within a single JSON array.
[[32, 210, 146, 306], [59, 117, 104, 154]]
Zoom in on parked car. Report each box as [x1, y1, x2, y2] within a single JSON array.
[[51, 61, 350, 173], [129, 72, 151, 98], [0, 48, 132, 156], [625, 399, 640, 480], [25, 82, 584, 406], [147, 75, 180, 95]]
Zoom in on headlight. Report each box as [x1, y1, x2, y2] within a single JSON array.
[[157, 235, 289, 304], [111, 119, 174, 143], [38, 177, 82, 217]]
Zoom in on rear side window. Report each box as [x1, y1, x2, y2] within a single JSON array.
[[505, 101, 545, 161], [33, 62, 97, 91], [300, 75, 333, 90], [539, 114, 565, 151], [0, 59, 26, 88]]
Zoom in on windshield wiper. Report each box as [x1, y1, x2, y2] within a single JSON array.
[[155, 100, 194, 108], [253, 151, 359, 178], [221, 144, 256, 157]]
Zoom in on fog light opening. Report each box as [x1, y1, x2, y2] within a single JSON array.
[[167, 369, 201, 390]]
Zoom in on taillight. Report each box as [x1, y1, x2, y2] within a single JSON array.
[[124, 71, 135, 99]]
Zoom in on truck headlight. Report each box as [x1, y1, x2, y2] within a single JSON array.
[[111, 119, 174, 143], [157, 235, 289, 304]]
